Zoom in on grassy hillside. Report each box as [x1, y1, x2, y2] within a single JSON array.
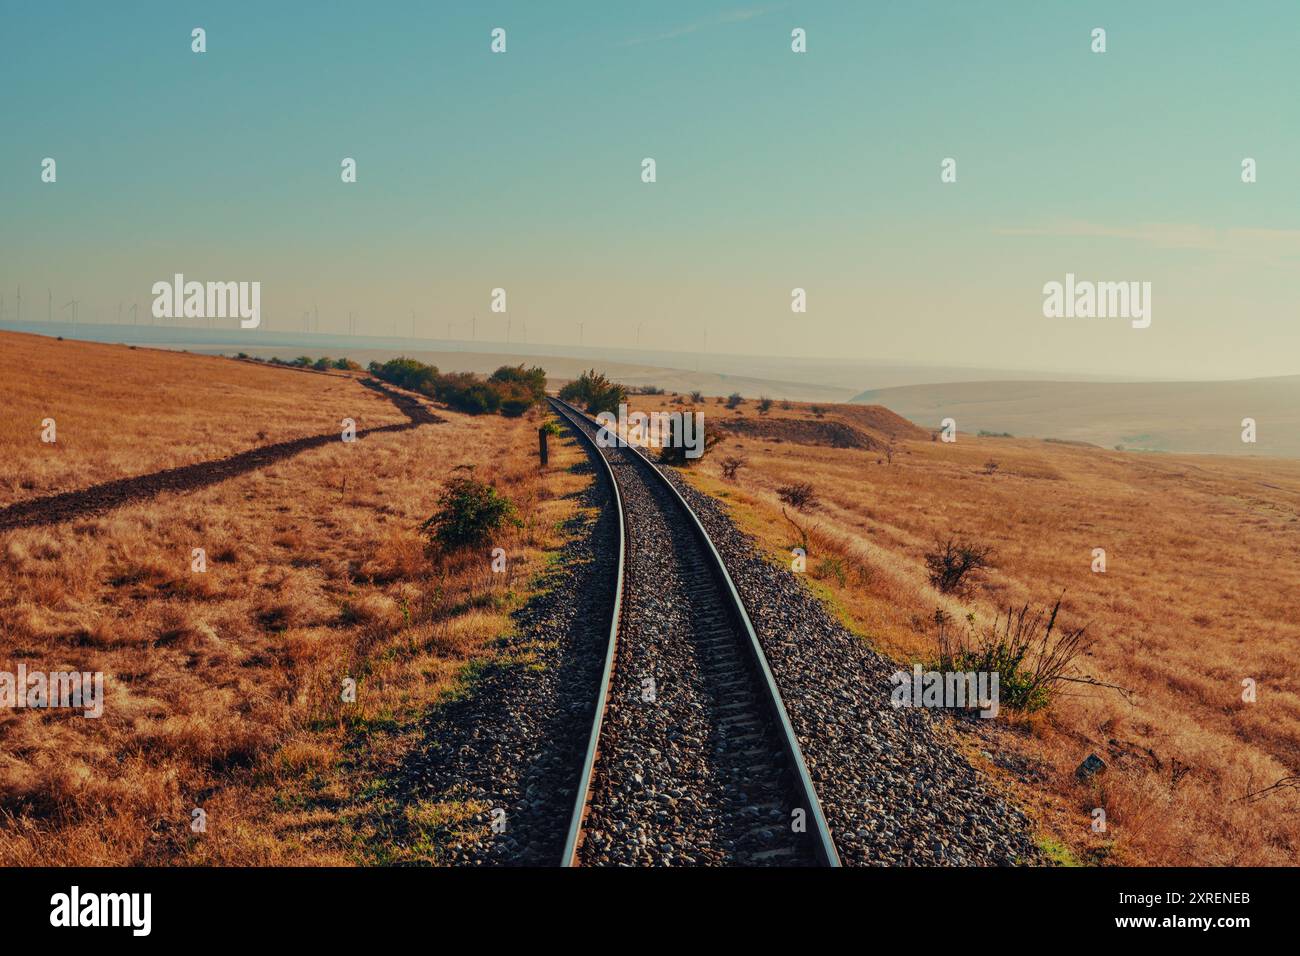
[[0, 331, 407, 507], [853, 377, 1300, 457]]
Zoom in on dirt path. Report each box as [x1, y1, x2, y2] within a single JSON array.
[[0, 378, 442, 531]]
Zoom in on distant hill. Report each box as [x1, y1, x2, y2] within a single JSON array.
[[851, 377, 1300, 457]]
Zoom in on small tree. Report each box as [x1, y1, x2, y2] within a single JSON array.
[[726, 392, 744, 409], [758, 396, 773, 414], [420, 475, 519, 550], [690, 390, 704, 403]]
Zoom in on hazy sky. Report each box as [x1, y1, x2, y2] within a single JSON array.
[[3, 1, 1299, 379]]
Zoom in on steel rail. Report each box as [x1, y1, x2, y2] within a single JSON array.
[[551, 396, 841, 867], [551, 397, 626, 867]]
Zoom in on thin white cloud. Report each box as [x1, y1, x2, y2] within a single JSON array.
[[617, 6, 777, 48]]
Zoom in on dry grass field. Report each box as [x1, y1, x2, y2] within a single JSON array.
[[5, 330, 1295, 868], [0, 332, 588, 864], [0, 331, 408, 508], [635, 391, 1300, 865]]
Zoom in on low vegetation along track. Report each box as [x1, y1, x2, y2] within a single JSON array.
[[550, 397, 840, 866]]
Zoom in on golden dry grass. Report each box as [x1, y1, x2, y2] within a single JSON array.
[[0, 331, 407, 507], [0, 333, 588, 865], [638, 394, 1300, 866]]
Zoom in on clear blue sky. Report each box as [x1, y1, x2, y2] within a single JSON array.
[[3, 1, 1298, 378]]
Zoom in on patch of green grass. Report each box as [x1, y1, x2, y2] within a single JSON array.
[[1037, 836, 1082, 866], [443, 590, 509, 617], [342, 712, 401, 734], [359, 798, 492, 865]]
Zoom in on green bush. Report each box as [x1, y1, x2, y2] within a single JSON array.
[[370, 357, 545, 415], [436, 372, 501, 414], [489, 364, 547, 400], [372, 357, 440, 395], [559, 369, 627, 415], [497, 384, 536, 417], [420, 475, 519, 550], [930, 601, 1091, 713]]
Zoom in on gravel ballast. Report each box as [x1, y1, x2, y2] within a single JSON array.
[[653, 461, 1043, 865], [573, 443, 822, 866]]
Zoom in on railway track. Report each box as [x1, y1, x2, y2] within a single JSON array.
[[550, 397, 840, 867]]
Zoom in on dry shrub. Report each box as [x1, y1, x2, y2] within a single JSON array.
[[777, 481, 817, 511], [924, 536, 994, 595], [931, 599, 1091, 712], [719, 456, 746, 481]]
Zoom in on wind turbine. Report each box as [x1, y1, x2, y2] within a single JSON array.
[[578, 322, 584, 346], [15, 286, 21, 323], [47, 290, 52, 323], [63, 299, 78, 326], [130, 303, 139, 324]]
